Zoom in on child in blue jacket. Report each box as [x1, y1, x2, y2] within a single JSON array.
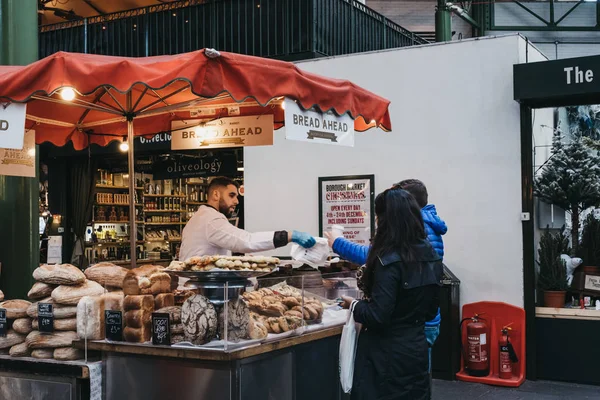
[[326, 179, 447, 374]]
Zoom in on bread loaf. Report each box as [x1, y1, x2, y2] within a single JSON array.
[[122, 265, 171, 295], [123, 326, 151, 343], [54, 347, 84, 361], [84, 263, 128, 288], [33, 317, 77, 331], [26, 330, 78, 349], [0, 330, 26, 349], [174, 289, 195, 306], [218, 298, 250, 342], [123, 295, 154, 312], [0, 299, 31, 319], [156, 306, 181, 323], [181, 295, 217, 345], [31, 349, 55, 359], [170, 324, 184, 335], [124, 310, 152, 329], [27, 298, 77, 319], [171, 334, 185, 344], [77, 296, 105, 340], [9, 342, 30, 357], [52, 280, 104, 305], [12, 318, 33, 335], [33, 264, 85, 285], [28, 282, 57, 300], [154, 293, 174, 310], [104, 292, 124, 312]]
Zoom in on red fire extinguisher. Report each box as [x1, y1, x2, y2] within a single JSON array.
[[460, 313, 489, 377], [499, 324, 519, 379]]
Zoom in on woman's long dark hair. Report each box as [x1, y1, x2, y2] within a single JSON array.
[[362, 188, 426, 297]]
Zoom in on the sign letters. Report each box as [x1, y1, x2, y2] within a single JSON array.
[[564, 66, 594, 85]]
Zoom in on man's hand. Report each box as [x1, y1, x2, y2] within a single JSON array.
[[340, 295, 356, 310], [291, 231, 316, 248]]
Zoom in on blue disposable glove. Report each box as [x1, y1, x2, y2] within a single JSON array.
[[291, 231, 316, 248]]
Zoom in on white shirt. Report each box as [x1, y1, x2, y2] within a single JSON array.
[[179, 205, 277, 261]]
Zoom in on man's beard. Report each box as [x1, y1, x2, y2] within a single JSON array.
[[218, 199, 233, 217]]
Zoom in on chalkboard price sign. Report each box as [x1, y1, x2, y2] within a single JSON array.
[[105, 310, 123, 341], [38, 303, 54, 334], [0, 309, 7, 338], [152, 312, 171, 346]]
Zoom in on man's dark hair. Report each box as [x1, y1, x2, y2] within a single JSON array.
[[396, 179, 428, 208], [208, 176, 239, 193]]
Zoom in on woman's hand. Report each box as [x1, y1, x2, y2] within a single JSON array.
[[340, 295, 356, 310]]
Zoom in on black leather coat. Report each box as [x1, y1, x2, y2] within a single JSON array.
[[351, 240, 443, 400]]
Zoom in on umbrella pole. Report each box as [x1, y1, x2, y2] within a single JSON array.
[[127, 93, 137, 268]]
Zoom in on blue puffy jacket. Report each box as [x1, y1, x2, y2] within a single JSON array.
[[422, 204, 448, 258]]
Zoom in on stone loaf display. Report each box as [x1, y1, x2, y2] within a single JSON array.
[[51, 280, 104, 305], [84, 262, 128, 289], [77, 295, 105, 340], [31, 349, 55, 359], [122, 265, 171, 296], [33, 264, 86, 285], [0, 330, 26, 349], [0, 300, 31, 319], [181, 294, 217, 345], [54, 347, 84, 361], [12, 318, 33, 335], [27, 298, 77, 319], [25, 330, 78, 349], [27, 282, 56, 300], [33, 317, 77, 331], [9, 342, 30, 357]]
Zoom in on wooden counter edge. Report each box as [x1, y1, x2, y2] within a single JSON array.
[[0, 354, 91, 378], [536, 306, 600, 321], [73, 326, 343, 361]]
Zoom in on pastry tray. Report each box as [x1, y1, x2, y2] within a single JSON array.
[[165, 269, 276, 281]]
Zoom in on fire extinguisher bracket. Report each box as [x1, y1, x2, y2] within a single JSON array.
[[456, 301, 526, 388]]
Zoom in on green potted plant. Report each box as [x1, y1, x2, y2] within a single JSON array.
[[537, 228, 570, 308]]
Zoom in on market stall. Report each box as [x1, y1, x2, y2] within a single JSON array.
[[0, 48, 391, 399]]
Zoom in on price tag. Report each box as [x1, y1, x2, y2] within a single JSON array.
[[0, 309, 7, 338], [152, 312, 171, 346], [105, 310, 123, 341], [38, 303, 54, 334]]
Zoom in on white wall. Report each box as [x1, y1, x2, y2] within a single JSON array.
[[245, 35, 542, 308]]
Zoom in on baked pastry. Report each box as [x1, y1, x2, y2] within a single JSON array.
[[84, 263, 128, 288], [154, 293, 175, 310], [123, 265, 171, 296], [124, 295, 154, 312], [31, 349, 55, 359], [0, 330, 26, 349], [124, 310, 152, 329], [77, 295, 106, 340], [156, 306, 182, 324], [0, 299, 31, 319], [173, 290, 196, 306], [26, 331, 78, 349], [103, 292, 124, 312], [28, 282, 56, 300], [53, 347, 84, 361], [171, 334, 185, 344], [12, 318, 33, 335], [33, 264, 86, 285], [51, 280, 104, 305], [170, 324, 184, 335], [34, 317, 77, 331], [123, 326, 151, 343], [218, 298, 250, 342], [9, 342, 30, 357], [27, 298, 77, 319], [181, 295, 217, 345]]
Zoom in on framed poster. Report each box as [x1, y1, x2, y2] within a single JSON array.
[[318, 175, 375, 245]]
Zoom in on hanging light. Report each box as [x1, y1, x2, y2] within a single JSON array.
[[280, 100, 286, 110], [27, 148, 36, 157], [119, 142, 129, 152], [60, 87, 76, 101]]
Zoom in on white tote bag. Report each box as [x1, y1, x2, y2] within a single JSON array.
[[339, 301, 361, 393]]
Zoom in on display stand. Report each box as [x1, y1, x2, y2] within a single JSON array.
[[456, 301, 526, 387]]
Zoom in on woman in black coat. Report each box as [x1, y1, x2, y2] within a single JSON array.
[[341, 188, 443, 400]]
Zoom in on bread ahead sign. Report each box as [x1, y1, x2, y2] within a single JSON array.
[[0, 103, 27, 150], [171, 115, 273, 150], [284, 98, 354, 147]]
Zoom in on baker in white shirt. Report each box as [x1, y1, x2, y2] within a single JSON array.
[[179, 177, 315, 261]]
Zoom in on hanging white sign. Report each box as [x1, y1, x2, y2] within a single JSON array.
[[0, 103, 27, 150], [0, 129, 35, 178], [284, 98, 355, 147], [171, 115, 274, 150]]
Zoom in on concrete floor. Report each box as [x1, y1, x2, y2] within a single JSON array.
[[432, 379, 600, 399]]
